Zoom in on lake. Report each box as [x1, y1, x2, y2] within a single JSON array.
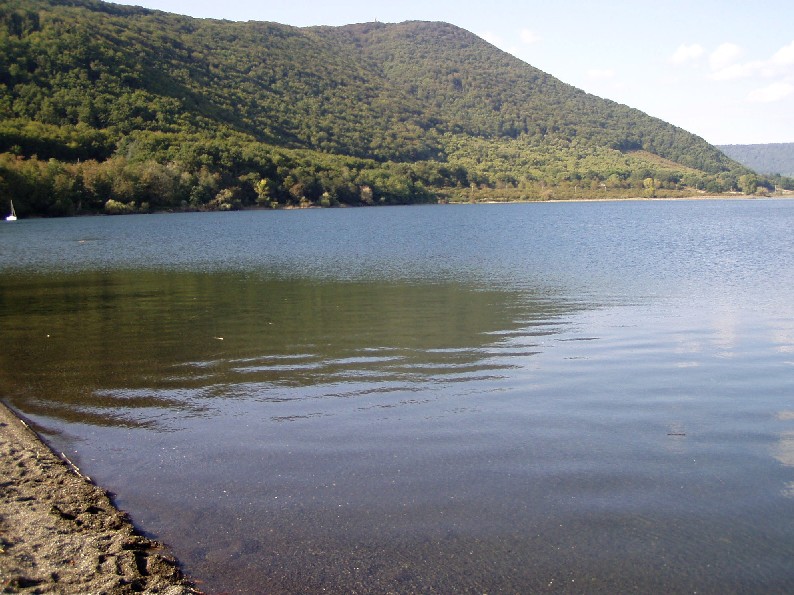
[[1, 200, 793, 593]]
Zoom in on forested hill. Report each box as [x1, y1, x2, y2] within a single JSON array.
[[718, 143, 794, 177], [0, 0, 782, 216], [318, 22, 729, 169]]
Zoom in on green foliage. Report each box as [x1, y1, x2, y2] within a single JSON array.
[[0, 0, 771, 217], [104, 198, 135, 214]]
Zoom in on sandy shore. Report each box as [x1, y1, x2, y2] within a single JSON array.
[[0, 402, 201, 594]]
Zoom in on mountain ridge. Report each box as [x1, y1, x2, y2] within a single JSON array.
[[718, 143, 794, 177]]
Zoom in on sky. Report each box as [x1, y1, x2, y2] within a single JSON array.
[[109, 0, 794, 145]]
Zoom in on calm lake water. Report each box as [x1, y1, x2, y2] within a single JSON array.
[[1, 200, 793, 593]]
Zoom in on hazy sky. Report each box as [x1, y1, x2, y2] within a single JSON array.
[[110, 0, 794, 145]]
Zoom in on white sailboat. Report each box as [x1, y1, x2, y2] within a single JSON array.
[[6, 200, 16, 221]]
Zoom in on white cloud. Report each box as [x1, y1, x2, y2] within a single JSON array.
[[710, 60, 763, 81], [707, 41, 794, 81], [747, 82, 794, 103], [586, 68, 616, 80], [670, 43, 704, 65], [771, 40, 794, 66], [709, 42, 743, 71], [519, 29, 541, 45]]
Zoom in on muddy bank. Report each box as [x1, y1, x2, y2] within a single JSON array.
[[0, 402, 201, 594]]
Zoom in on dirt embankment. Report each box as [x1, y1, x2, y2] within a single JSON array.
[[0, 402, 201, 594]]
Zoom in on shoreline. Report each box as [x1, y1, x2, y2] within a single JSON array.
[[453, 191, 794, 205], [6, 191, 793, 220], [0, 401, 201, 594]]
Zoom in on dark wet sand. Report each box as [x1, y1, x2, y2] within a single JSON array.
[[0, 401, 201, 594]]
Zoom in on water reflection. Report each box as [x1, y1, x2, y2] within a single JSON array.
[[776, 410, 794, 499], [0, 270, 584, 430]]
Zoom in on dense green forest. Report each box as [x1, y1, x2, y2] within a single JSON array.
[[718, 143, 794, 177], [0, 0, 790, 217]]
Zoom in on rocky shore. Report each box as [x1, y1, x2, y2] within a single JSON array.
[[0, 402, 200, 594]]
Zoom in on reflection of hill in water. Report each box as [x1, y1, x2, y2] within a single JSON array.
[[0, 271, 586, 429]]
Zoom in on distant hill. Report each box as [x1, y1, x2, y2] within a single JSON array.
[[718, 143, 794, 177], [0, 0, 765, 216]]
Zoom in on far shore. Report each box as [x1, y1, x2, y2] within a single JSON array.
[[446, 188, 794, 205], [7, 189, 794, 221]]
